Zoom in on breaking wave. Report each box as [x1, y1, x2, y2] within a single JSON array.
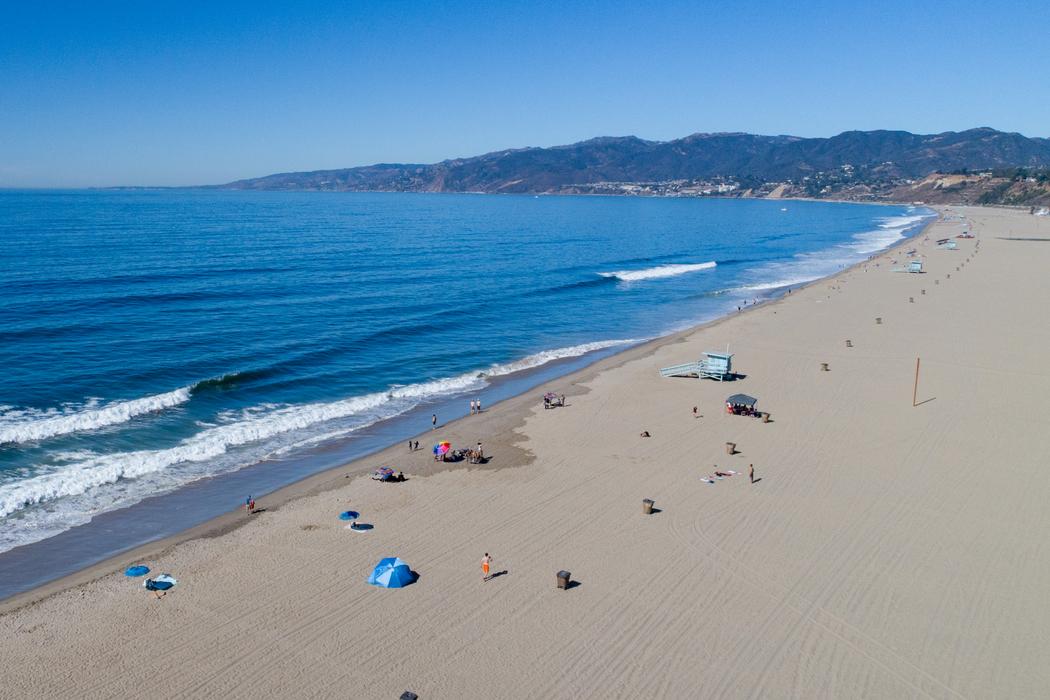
[[0, 337, 640, 530], [736, 210, 935, 293], [599, 261, 716, 282], [0, 388, 192, 445]]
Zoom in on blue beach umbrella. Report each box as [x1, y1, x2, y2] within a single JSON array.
[[124, 565, 150, 577], [339, 510, 361, 521], [367, 557, 416, 588]]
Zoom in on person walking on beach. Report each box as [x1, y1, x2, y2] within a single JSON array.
[[470, 399, 476, 415], [413, 440, 419, 451], [245, 495, 254, 514], [481, 553, 493, 581], [475, 398, 482, 413], [749, 464, 755, 484], [432, 414, 437, 430], [692, 406, 698, 419]]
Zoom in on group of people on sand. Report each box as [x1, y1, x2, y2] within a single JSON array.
[[726, 402, 758, 417], [542, 393, 565, 409], [464, 442, 484, 464]]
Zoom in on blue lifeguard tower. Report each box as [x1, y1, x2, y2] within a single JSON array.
[[908, 260, 924, 273], [660, 351, 733, 381]]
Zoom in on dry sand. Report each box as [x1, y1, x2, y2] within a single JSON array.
[[2, 206, 1049, 699]]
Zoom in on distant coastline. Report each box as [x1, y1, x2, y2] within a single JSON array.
[[208, 127, 1050, 206]]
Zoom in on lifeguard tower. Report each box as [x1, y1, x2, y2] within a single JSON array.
[[908, 260, 923, 273], [660, 351, 733, 381]]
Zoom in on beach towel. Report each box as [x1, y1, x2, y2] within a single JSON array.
[[124, 565, 150, 577], [346, 523, 373, 532]]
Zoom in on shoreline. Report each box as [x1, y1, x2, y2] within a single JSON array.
[[0, 209, 939, 616], [8, 204, 1047, 698]]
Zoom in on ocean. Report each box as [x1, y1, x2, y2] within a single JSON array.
[[0, 190, 932, 596]]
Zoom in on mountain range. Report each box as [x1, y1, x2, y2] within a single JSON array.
[[220, 128, 1050, 195]]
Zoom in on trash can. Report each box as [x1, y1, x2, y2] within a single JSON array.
[[725, 442, 736, 455], [557, 570, 571, 589], [642, 499, 654, 515], [875, 317, 882, 324], [820, 362, 829, 371], [845, 339, 853, 347]]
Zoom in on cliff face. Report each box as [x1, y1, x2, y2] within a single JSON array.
[[890, 172, 1050, 206], [220, 128, 1050, 195]]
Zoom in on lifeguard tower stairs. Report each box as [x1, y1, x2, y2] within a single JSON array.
[[660, 351, 733, 380]]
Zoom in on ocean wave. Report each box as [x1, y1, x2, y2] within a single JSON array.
[[877, 214, 927, 230], [0, 388, 192, 445], [484, 338, 640, 376], [738, 275, 831, 292], [735, 210, 934, 293], [849, 213, 933, 254], [598, 262, 717, 282], [0, 337, 640, 525]]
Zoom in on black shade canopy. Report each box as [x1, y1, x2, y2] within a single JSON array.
[[726, 394, 757, 406]]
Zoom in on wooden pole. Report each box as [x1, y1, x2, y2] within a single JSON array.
[[912, 357, 921, 407]]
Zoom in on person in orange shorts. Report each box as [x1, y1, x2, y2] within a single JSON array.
[[481, 553, 492, 581]]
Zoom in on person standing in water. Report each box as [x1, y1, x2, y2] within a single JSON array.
[[432, 414, 437, 429], [476, 398, 482, 413]]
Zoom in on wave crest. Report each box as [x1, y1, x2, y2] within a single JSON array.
[[0, 388, 192, 445], [0, 337, 640, 526], [598, 262, 716, 282]]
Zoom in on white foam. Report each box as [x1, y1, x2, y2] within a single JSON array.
[[0, 387, 192, 445], [739, 275, 833, 292], [877, 214, 927, 230], [0, 336, 641, 534], [736, 210, 935, 293], [599, 261, 716, 282], [484, 338, 640, 376]]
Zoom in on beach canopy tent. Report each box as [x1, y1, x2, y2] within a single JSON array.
[[372, 467, 396, 481], [368, 557, 416, 588], [144, 574, 177, 592], [726, 394, 757, 407]]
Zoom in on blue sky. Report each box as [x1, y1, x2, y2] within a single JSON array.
[[1, 1, 1048, 187]]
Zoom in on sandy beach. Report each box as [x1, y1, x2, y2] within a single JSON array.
[[2, 205, 1049, 698]]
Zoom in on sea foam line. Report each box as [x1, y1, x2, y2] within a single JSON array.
[[735, 210, 935, 293], [0, 387, 192, 445], [599, 261, 716, 282], [0, 338, 640, 522]]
